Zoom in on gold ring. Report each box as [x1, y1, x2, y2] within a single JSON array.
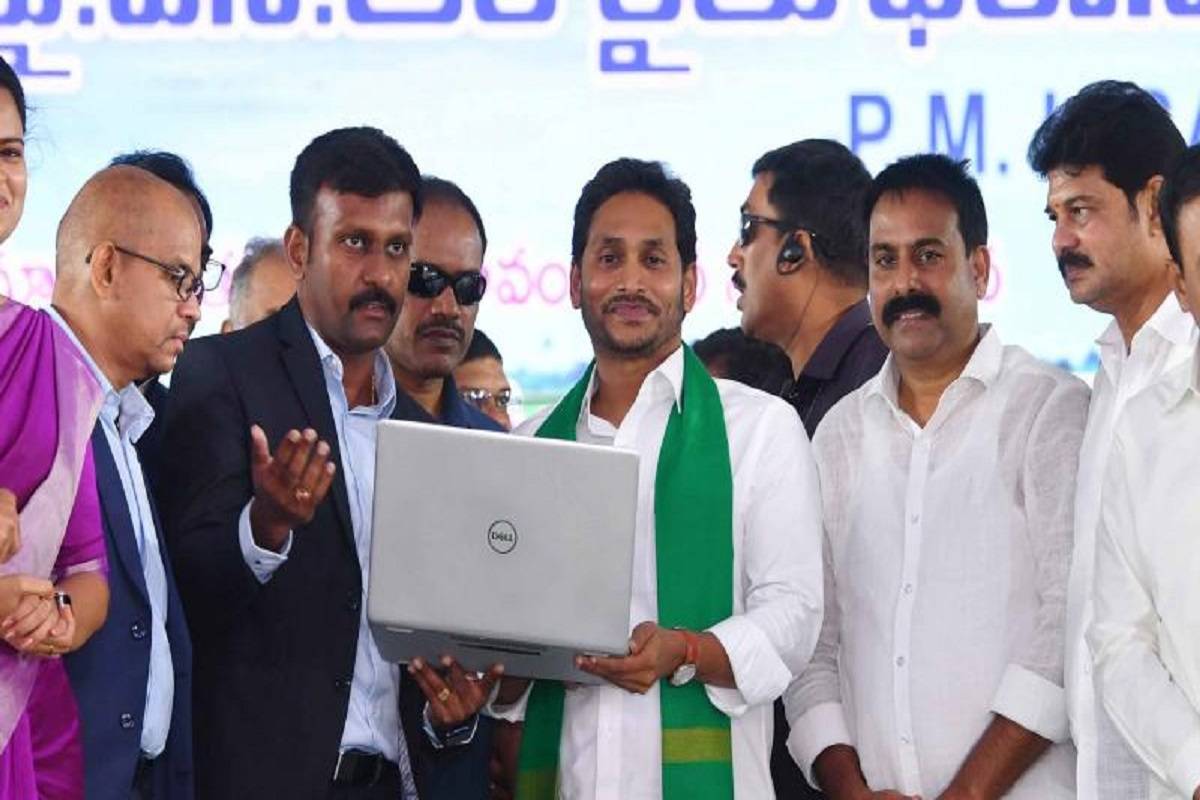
[[436, 687, 451, 703], [294, 487, 312, 503]]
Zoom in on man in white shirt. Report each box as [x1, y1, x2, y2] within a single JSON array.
[[1027, 80, 1194, 800], [787, 154, 1089, 799], [1088, 144, 1200, 800], [490, 157, 824, 799]]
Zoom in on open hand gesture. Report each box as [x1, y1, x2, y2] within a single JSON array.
[[248, 425, 336, 551]]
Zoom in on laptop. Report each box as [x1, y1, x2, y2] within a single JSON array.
[[367, 419, 639, 684]]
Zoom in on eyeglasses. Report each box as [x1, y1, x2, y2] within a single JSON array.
[[92, 243, 226, 304], [738, 212, 794, 248], [460, 387, 513, 410], [408, 262, 487, 306]]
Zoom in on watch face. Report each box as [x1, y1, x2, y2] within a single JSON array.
[[670, 663, 697, 687]]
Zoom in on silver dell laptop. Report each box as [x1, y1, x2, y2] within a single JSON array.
[[367, 419, 639, 684]]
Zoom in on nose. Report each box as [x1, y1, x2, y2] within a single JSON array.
[[180, 291, 202, 323], [1051, 219, 1079, 257], [430, 283, 461, 316], [727, 239, 743, 271], [896, 254, 924, 293]]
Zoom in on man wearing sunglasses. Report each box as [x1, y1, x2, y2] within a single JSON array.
[[50, 163, 212, 800], [385, 176, 502, 432], [727, 140, 886, 440]]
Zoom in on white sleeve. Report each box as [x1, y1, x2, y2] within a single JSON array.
[[237, 500, 293, 584]]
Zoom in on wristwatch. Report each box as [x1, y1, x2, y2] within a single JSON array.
[[669, 628, 701, 687]]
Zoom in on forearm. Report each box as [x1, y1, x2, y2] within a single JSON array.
[[693, 631, 735, 689], [813, 744, 872, 800], [943, 714, 1049, 799], [57, 571, 107, 649]]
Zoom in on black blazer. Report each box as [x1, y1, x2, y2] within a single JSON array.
[[65, 427, 194, 800], [159, 298, 476, 799]]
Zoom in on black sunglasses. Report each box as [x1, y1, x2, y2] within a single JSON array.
[[739, 211, 793, 248], [408, 262, 487, 306]]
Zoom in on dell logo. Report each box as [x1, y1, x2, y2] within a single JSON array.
[[487, 520, 517, 554]]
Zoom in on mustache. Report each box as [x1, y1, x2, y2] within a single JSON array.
[[349, 288, 398, 315], [731, 272, 746, 292], [881, 292, 943, 328], [1057, 249, 1093, 276], [602, 293, 661, 316], [416, 315, 464, 340]]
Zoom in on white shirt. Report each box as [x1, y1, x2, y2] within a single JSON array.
[[236, 326, 411, 770], [787, 326, 1088, 799], [48, 307, 174, 758], [1069, 294, 1197, 799], [495, 345, 825, 800], [1088, 345, 1200, 800]]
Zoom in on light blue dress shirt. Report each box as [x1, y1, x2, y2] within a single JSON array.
[[48, 307, 174, 758], [236, 324, 417, 794]]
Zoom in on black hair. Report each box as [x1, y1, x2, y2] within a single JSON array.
[[109, 150, 214, 245], [1028, 80, 1185, 208], [1160, 145, 1200, 270], [571, 158, 697, 267], [0, 57, 26, 131], [752, 139, 872, 287], [229, 237, 285, 314], [290, 126, 421, 234], [421, 175, 488, 256], [865, 154, 988, 251], [463, 328, 503, 364], [693, 327, 791, 393]]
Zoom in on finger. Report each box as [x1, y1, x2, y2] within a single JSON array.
[[7, 598, 52, 638], [20, 606, 59, 648], [270, 429, 302, 479], [249, 425, 273, 470], [280, 429, 318, 484], [408, 658, 453, 709], [628, 621, 657, 655], [49, 604, 75, 643], [296, 440, 332, 497], [312, 461, 337, 503], [14, 576, 54, 597], [4, 593, 48, 630]]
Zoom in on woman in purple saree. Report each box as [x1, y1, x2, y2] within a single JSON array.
[[0, 55, 111, 800]]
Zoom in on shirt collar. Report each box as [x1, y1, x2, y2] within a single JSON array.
[[866, 324, 1001, 410], [581, 344, 685, 428], [801, 298, 875, 381], [304, 323, 397, 414], [45, 305, 156, 441], [1096, 293, 1196, 364]]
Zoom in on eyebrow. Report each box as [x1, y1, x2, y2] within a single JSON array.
[[912, 237, 947, 249], [1044, 193, 1100, 215], [0, 137, 22, 145]]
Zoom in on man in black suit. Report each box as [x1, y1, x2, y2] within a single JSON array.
[[160, 127, 497, 800], [54, 164, 213, 800]]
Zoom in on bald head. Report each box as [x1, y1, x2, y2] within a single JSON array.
[[54, 165, 202, 289]]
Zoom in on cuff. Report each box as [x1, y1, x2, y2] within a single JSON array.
[[704, 615, 793, 715], [789, 701, 853, 789], [421, 703, 479, 750], [990, 663, 1069, 743], [484, 680, 533, 723], [1168, 730, 1200, 799], [238, 501, 292, 584]]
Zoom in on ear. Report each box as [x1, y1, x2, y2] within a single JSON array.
[[970, 245, 992, 300], [1141, 174, 1167, 237], [569, 262, 582, 310], [87, 242, 119, 299], [682, 261, 698, 314], [283, 224, 308, 280], [220, 319, 233, 334]]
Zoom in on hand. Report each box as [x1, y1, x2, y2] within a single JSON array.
[[0, 574, 54, 624], [27, 600, 76, 658], [936, 786, 979, 800], [248, 425, 336, 551], [0, 488, 20, 564], [1, 587, 60, 652], [410, 656, 505, 729], [577, 621, 686, 694]]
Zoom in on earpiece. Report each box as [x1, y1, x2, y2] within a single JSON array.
[[777, 232, 806, 274]]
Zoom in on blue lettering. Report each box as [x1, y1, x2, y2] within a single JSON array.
[[212, 0, 233, 23], [600, 0, 680, 21], [1044, 91, 1057, 119], [0, 0, 61, 24], [110, 0, 199, 24], [1150, 90, 1171, 111], [850, 94, 892, 153], [869, 0, 960, 19], [930, 93, 985, 172], [1127, 0, 1150, 14], [1166, 0, 1200, 13], [694, 0, 793, 19], [1192, 107, 1200, 146], [979, 0, 1056, 16], [247, 0, 298, 23], [599, 38, 689, 72], [0, 44, 70, 78], [476, 0, 555, 21], [1068, 0, 1112, 17], [346, 0, 461, 23]]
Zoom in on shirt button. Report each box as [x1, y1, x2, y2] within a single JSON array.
[[900, 735, 911, 745], [896, 656, 906, 668], [119, 713, 135, 730], [130, 621, 147, 640], [909, 513, 920, 524], [333, 678, 351, 691], [903, 584, 914, 595], [347, 592, 361, 613]]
